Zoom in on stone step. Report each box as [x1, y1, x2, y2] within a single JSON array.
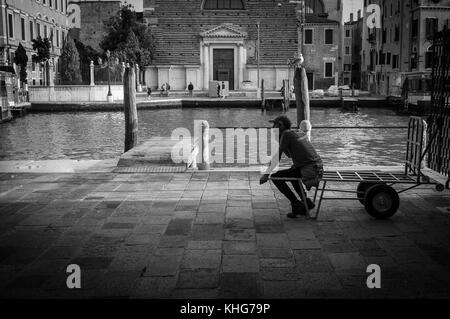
[[117, 136, 199, 167]]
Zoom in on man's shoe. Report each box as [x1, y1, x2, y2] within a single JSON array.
[[305, 198, 315, 210], [288, 202, 307, 218]]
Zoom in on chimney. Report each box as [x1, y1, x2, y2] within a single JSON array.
[[357, 10, 361, 20], [350, 13, 354, 22]]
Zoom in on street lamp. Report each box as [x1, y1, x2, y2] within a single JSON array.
[[106, 50, 113, 103], [289, 0, 305, 59], [256, 21, 260, 88], [256, 21, 262, 98]]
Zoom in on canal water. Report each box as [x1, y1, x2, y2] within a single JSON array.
[[0, 107, 411, 166]]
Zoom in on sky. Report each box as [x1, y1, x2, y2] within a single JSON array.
[[79, 0, 363, 21], [343, 0, 364, 22], [122, 0, 143, 11]]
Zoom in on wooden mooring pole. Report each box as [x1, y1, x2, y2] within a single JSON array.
[[124, 66, 138, 152], [261, 79, 265, 110]]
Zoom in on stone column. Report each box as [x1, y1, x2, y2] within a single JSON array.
[[90, 61, 95, 86], [238, 43, 245, 90], [121, 62, 126, 80], [48, 59, 56, 101], [203, 44, 210, 90], [135, 64, 142, 92]]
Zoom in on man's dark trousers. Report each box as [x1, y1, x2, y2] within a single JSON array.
[[271, 167, 306, 203]]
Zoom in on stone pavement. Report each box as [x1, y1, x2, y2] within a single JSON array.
[[0, 171, 449, 299]]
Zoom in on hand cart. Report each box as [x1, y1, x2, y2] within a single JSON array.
[[270, 117, 447, 220]]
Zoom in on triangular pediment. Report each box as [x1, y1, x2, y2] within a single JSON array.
[[201, 23, 247, 38]]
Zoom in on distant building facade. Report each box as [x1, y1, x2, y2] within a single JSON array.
[[68, 0, 121, 52], [143, 0, 343, 91], [0, 0, 70, 86], [360, 0, 450, 96], [343, 14, 356, 87]]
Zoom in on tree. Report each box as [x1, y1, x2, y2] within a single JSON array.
[[74, 39, 102, 83], [60, 36, 82, 84], [114, 31, 140, 65], [14, 43, 29, 88], [32, 36, 51, 85], [31, 36, 51, 64], [100, 3, 154, 67]]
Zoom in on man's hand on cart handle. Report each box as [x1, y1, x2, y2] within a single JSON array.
[[260, 174, 269, 185]]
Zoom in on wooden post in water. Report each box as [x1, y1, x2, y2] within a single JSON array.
[[261, 79, 265, 110], [283, 79, 290, 113], [124, 66, 138, 152]]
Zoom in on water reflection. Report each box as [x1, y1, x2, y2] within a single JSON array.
[[0, 107, 410, 166]]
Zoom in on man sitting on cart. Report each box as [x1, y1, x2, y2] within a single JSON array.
[[260, 115, 323, 218]]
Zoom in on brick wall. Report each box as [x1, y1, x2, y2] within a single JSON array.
[[78, 1, 121, 52], [146, 0, 303, 66], [144, 0, 341, 90]]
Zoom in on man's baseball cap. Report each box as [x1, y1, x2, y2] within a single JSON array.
[[269, 115, 292, 129]]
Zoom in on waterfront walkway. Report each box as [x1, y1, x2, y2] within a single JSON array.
[[0, 161, 449, 299]]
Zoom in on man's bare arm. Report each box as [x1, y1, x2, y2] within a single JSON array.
[[260, 151, 281, 184]]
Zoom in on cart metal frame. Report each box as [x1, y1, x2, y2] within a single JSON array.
[[270, 117, 447, 220]]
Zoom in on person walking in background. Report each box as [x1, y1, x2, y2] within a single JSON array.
[[217, 83, 221, 98], [188, 82, 194, 97], [221, 81, 226, 99], [166, 83, 171, 96], [160, 83, 166, 96], [147, 86, 152, 100]]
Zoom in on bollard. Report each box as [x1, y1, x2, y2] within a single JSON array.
[[198, 120, 210, 170], [124, 67, 138, 152], [90, 61, 95, 86], [300, 120, 312, 142]]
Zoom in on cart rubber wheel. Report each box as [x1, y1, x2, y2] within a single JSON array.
[[436, 184, 444, 192], [364, 184, 399, 219], [357, 182, 379, 205]]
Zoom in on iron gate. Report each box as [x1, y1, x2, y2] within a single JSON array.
[[429, 29, 450, 179]]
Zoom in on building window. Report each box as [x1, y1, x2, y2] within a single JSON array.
[[425, 18, 438, 39], [412, 19, 418, 38], [21, 18, 26, 41], [56, 29, 60, 47], [394, 25, 399, 42], [50, 0, 53, 8], [386, 52, 391, 65], [425, 46, 434, 69], [325, 62, 333, 78], [345, 29, 350, 37], [344, 64, 351, 71], [379, 51, 385, 65], [37, 23, 41, 37], [8, 13, 14, 38], [44, 25, 48, 38], [30, 21, 34, 40], [203, 0, 244, 10], [392, 55, 399, 69], [305, 0, 325, 14], [345, 46, 350, 55], [304, 29, 313, 44], [55, 0, 58, 10], [325, 29, 333, 44]]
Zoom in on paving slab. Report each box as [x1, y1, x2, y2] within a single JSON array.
[[0, 168, 449, 299]]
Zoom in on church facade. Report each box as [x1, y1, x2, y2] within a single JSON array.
[[143, 0, 343, 91]]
